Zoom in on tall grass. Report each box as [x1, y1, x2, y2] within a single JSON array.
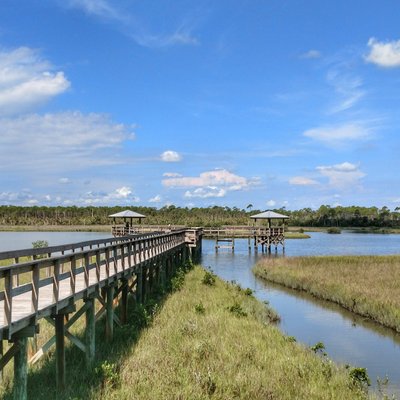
[[100, 267, 366, 400], [254, 255, 400, 332], [1, 265, 369, 399]]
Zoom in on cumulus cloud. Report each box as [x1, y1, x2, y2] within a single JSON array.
[[0, 111, 136, 173], [303, 123, 371, 147], [289, 176, 319, 186], [316, 162, 365, 189], [0, 190, 37, 205], [266, 199, 276, 207], [0, 47, 70, 115], [184, 187, 226, 199], [81, 186, 139, 205], [162, 169, 252, 189], [149, 194, 162, 203], [365, 38, 400, 68], [163, 169, 258, 201], [161, 150, 182, 162]]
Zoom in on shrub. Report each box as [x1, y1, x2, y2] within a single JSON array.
[[194, 302, 205, 314], [95, 361, 120, 388], [349, 367, 371, 388], [202, 271, 216, 286], [327, 227, 341, 234], [227, 302, 247, 317]]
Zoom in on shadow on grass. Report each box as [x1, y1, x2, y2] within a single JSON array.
[[3, 262, 193, 400]]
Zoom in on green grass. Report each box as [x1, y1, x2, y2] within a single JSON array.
[[1, 265, 369, 399], [285, 232, 311, 239], [254, 255, 400, 332], [96, 267, 366, 400]]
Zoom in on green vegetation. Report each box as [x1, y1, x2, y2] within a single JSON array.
[[254, 255, 400, 332], [327, 227, 341, 234], [1, 266, 369, 399], [285, 231, 311, 239], [0, 204, 399, 229]]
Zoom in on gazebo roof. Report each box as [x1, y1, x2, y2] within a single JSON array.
[[250, 210, 289, 219], [108, 210, 146, 218]]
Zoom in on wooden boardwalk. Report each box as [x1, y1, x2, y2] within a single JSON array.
[[0, 229, 202, 399], [112, 225, 285, 252]]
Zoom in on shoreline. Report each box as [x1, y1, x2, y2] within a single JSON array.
[[254, 255, 400, 333]]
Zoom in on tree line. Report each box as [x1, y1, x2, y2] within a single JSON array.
[[0, 204, 399, 228]]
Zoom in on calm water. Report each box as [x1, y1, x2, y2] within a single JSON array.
[[202, 232, 400, 397], [1, 230, 400, 395]]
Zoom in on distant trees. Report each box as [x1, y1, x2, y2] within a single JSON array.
[[0, 204, 399, 228]]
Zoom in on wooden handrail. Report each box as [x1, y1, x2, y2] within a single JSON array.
[[0, 229, 194, 338]]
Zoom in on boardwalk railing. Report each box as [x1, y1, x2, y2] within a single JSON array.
[[112, 224, 283, 238], [0, 229, 202, 399]]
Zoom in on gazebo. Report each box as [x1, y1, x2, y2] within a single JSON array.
[[109, 210, 146, 236], [250, 210, 289, 228], [249, 210, 289, 252]]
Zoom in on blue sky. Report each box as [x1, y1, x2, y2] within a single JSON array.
[[1, 0, 400, 210]]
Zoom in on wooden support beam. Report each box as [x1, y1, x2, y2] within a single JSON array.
[[120, 280, 128, 325], [13, 337, 28, 400], [136, 266, 143, 304], [55, 313, 66, 391], [106, 285, 114, 342], [0, 340, 3, 381], [85, 296, 95, 367]]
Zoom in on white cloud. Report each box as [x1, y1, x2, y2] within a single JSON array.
[[184, 187, 226, 199], [134, 29, 199, 48], [149, 194, 162, 203], [65, 1, 198, 48], [0, 47, 70, 115], [67, 0, 124, 20], [301, 50, 321, 59], [326, 70, 364, 113], [266, 200, 276, 207], [303, 123, 371, 147], [316, 162, 366, 189], [289, 176, 319, 186], [365, 37, 400, 68], [163, 172, 182, 178], [81, 186, 139, 205], [162, 169, 252, 189], [0, 111, 135, 173], [59, 178, 72, 184], [161, 150, 182, 162]]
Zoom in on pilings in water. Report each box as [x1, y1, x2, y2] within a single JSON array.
[[0, 229, 202, 399]]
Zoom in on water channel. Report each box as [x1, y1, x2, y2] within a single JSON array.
[[1, 230, 400, 396]]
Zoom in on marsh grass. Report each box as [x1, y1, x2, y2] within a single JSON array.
[[102, 267, 366, 400], [254, 255, 400, 332], [0, 265, 369, 399]]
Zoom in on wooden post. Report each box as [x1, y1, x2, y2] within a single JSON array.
[[120, 280, 128, 325], [148, 263, 155, 293], [0, 340, 3, 382], [85, 297, 95, 366], [136, 266, 143, 304], [161, 257, 167, 289], [106, 285, 114, 341], [55, 313, 66, 391], [13, 337, 28, 400]]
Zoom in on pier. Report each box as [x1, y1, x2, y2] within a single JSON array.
[[0, 229, 202, 399]]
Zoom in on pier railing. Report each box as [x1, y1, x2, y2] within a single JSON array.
[[112, 224, 283, 238], [0, 230, 190, 339]]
